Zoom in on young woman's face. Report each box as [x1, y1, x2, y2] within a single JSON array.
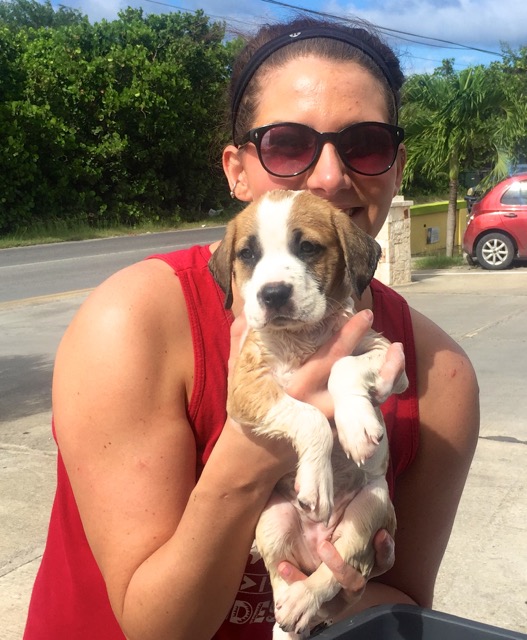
[[224, 56, 406, 239]]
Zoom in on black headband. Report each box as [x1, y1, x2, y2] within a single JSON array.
[[231, 26, 400, 143]]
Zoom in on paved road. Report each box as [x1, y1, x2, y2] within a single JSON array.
[[397, 267, 527, 445], [393, 268, 527, 635], [0, 226, 225, 304], [1, 254, 526, 638], [0, 227, 226, 427]]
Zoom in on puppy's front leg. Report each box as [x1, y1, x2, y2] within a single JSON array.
[[229, 335, 334, 522], [266, 391, 340, 521], [328, 340, 408, 466]]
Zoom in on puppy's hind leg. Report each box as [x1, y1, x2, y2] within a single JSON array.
[[272, 478, 396, 637], [255, 500, 315, 640], [332, 476, 396, 578]]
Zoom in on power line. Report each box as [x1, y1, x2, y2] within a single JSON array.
[[58, 0, 264, 31], [146, 1, 255, 28], [261, 0, 503, 58], [53, 0, 501, 71], [121, 0, 263, 30]]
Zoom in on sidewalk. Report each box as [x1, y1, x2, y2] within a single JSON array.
[[395, 267, 527, 633], [1, 267, 526, 638]]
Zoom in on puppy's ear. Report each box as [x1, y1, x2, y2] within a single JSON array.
[[333, 213, 381, 298], [209, 220, 236, 309]]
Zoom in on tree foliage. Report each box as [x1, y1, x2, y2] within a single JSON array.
[[0, 0, 85, 28], [400, 56, 527, 255], [0, 2, 237, 233], [485, 45, 527, 176], [2, 1, 527, 239]]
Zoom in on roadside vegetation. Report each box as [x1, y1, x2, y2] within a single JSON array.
[[1, 0, 527, 252], [0, 207, 237, 249], [412, 254, 466, 270]]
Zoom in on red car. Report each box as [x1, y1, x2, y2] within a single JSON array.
[[462, 172, 527, 270]]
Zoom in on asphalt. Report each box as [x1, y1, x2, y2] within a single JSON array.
[[1, 265, 526, 639]]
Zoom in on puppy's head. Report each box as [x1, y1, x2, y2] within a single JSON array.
[[209, 190, 381, 330]]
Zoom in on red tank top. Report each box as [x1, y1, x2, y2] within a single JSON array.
[[24, 244, 418, 639]]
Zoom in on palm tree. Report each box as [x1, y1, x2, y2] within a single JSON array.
[[401, 63, 516, 256]]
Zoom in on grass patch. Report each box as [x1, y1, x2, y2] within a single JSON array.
[[413, 254, 465, 270], [407, 193, 450, 204]]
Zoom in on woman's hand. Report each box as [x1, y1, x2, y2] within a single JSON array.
[[285, 309, 375, 416], [230, 309, 405, 418], [227, 309, 405, 475], [277, 529, 395, 619], [286, 310, 405, 418]]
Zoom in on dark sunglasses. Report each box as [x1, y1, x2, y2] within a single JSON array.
[[238, 121, 404, 178]]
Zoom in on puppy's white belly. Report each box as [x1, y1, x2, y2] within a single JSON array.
[[262, 450, 367, 574], [266, 484, 362, 575]]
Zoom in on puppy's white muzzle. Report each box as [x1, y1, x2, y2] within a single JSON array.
[[242, 255, 327, 329]]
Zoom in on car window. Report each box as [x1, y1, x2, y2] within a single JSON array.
[[501, 180, 527, 205]]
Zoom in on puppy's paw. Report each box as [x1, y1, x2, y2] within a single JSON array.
[[294, 464, 333, 524], [271, 622, 304, 639], [347, 547, 378, 585], [335, 397, 385, 465], [274, 581, 319, 636]]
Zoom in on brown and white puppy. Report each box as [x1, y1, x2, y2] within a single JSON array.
[[209, 190, 408, 639]]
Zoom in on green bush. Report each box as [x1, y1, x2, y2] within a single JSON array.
[[0, 5, 235, 234]]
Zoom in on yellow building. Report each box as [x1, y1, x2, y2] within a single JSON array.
[[410, 200, 469, 255]]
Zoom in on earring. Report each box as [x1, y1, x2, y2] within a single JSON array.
[[230, 180, 239, 199]]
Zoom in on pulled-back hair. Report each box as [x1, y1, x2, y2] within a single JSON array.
[[228, 15, 404, 144]]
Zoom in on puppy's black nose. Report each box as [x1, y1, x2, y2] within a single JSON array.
[[258, 282, 293, 309]]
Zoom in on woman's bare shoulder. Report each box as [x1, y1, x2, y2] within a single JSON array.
[[59, 258, 190, 364], [408, 304, 479, 450], [77, 257, 187, 328], [54, 256, 194, 439], [409, 305, 479, 404]]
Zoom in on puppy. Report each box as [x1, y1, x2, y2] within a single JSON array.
[[209, 190, 408, 639]]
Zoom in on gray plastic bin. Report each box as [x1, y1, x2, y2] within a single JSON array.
[[314, 604, 527, 639]]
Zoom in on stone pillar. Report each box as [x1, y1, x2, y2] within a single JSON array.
[[374, 195, 413, 286]]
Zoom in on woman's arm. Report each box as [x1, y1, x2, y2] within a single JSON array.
[[54, 259, 294, 640]]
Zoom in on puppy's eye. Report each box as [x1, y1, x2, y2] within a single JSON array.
[[237, 235, 261, 264], [299, 240, 321, 256], [239, 247, 254, 261]]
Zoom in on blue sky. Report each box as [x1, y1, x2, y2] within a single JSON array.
[[55, 0, 525, 75]]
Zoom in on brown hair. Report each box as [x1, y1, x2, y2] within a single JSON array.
[[228, 15, 404, 144]]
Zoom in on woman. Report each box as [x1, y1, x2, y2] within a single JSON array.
[[24, 15, 479, 640]]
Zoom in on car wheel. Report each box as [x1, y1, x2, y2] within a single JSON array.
[[475, 233, 515, 270]]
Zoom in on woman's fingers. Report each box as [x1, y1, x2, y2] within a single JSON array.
[[374, 342, 407, 404], [315, 309, 374, 362], [277, 560, 307, 585], [287, 310, 374, 406], [279, 529, 395, 599], [317, 541, 367, 596]]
